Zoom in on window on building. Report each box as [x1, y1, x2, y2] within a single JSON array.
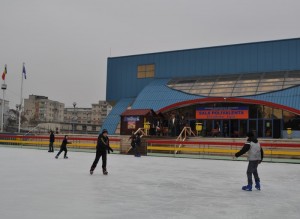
[[137, 64, 155, 78]]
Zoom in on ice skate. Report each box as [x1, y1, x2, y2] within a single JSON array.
[[242, 184, 252, 191], [103, 168, 108, 175], [255, 181, 261, 190], [64, 156, 68, 159], [90, 170, 93, 175], [55, 156, 58, 159]]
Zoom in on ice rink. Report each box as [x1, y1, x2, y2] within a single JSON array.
[[0, 146, 300, 219]]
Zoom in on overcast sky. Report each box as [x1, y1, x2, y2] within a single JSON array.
[[0, 0, 300, 108]]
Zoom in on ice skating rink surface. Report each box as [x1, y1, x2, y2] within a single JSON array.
[[0, 146, 300, 219]]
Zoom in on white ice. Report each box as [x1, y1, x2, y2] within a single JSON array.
[[0, 146, 300, 219]]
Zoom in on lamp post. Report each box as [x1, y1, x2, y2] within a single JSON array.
[[72, 102, 77, 134]]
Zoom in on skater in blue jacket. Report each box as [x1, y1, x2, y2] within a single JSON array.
[[235, 131, 264, 191]]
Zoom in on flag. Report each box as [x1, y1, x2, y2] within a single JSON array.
[[2, 64, 7, 81], [22, 64, 26, 79]]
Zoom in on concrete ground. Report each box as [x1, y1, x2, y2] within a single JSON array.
[[0, 146, 300, 219]]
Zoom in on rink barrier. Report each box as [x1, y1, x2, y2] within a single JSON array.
[[146, 139, 300, 160], [0, 134, 120, 151]]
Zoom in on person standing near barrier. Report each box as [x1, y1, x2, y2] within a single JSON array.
[[55, 135, 71, 159], [48, 131, 55, 152], [90, 129, 113, 175], [134, 132, 141, 157], [235, 131, 264, 191]]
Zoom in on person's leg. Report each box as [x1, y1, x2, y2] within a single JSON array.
[[50, 142, 54, 152], [55, 148, 63, 158], [252, 161, 260, 190], [246, 161, 255, 185], [48, 143, 51, 152], [102, 151, 108, 174], [90, 150, 101, 172], [242, 161, 256, 191], [64, 148, 68, 158]]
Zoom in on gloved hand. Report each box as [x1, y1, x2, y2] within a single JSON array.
[[258, 160, 262, 164], [110, 148, 114, 153]]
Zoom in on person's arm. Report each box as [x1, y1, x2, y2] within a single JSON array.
[[259, 147, 264, 163], [235, 143, 250, 158], [106, 138, 113, 153]]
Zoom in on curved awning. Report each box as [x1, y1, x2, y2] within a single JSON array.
[[158, 97, 300, 116], [167, 71, 300, 97]]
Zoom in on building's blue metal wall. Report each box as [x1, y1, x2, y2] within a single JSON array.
[[107, 38, 300, 102]]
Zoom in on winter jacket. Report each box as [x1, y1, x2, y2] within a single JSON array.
[[97, 134, 113, 153], [235, 137, 264, 162], [50, 133, 55, 143], [61, 138, 71, 148]]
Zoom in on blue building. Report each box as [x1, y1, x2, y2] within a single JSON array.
[[103, 38, 300, 138]]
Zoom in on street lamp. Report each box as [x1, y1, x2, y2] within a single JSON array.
[[72, 102, 77, 134]]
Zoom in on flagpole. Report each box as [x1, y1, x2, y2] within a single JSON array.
[[1, 64, 7, 133], [1, 82, 6, 132], [18, 63, 24, 133]]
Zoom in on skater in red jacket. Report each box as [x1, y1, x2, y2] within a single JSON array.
[[235, 131, 264, 191]]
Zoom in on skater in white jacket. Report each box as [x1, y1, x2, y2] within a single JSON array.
[[235, 131, 264, 191]]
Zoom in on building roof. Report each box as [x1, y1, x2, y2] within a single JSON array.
[[121, 109, 155, 116]]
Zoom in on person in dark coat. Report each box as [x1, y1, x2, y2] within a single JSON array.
[[90, 129, 113, 175], [235, 131, 264, 191], [55, 135, 71, 159], [48, 131, 55, 152], [134, 132, 141, 157]]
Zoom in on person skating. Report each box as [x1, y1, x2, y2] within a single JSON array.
[[235, 131, 264, 191], [90, 129, 113, 175], [134, 132, 141, 157], [48, 131, 55, 152], [55, 135, 71, 159]]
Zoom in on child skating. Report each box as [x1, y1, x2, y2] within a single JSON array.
[[55, 135, 71, 159], [90, 129, 113, 175], [235, 131, 264, 191]]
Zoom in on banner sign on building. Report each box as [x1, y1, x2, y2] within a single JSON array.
[[124, 116, 140, 122], [196, 107, 249, 119]]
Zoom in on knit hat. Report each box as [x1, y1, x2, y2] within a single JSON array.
[[246, 131, 254, 138], [102, 129, 108, 134]]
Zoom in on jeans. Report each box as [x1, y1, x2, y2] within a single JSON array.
[[247, 160, 260, 185]]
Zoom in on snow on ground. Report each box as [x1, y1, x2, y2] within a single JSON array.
[[0, 146, 300, 219]]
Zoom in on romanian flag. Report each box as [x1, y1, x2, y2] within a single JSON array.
[[2, 64, 7, 81]]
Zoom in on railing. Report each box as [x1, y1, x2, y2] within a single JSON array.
[[0, 134, 121, 152], [146, 139, 300, 163]]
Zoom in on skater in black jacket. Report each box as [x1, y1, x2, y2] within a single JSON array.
[[55, 135, 71, 159], [235, 131, 264, 191], [90, 129, 113, 175], [48, 131, 55, 152], [134, 132, 141, 157]]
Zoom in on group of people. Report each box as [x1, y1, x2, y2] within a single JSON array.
[[48, 129, 114, 175], [48, 129, 264, 191]]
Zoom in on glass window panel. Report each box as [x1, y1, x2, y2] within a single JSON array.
[[273, 108, 282, 119], [260, 78, 284, 83], [194, 82, 214, 86], [210, 88, 234, 93], [259, 82, 284, 86], [146, 64, 155, 71], [145, 71, 155, 78], [137, 65, 146, 72], [257, 85, 283, 92], [137, 72, 145, 78], [214, 81, 235, 86]]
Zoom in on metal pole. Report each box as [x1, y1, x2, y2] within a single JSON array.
[[18, 63, 24, 133], [1, 83, 6, 132]]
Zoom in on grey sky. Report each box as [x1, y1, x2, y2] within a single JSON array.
[[0, 0, 299, 108]]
